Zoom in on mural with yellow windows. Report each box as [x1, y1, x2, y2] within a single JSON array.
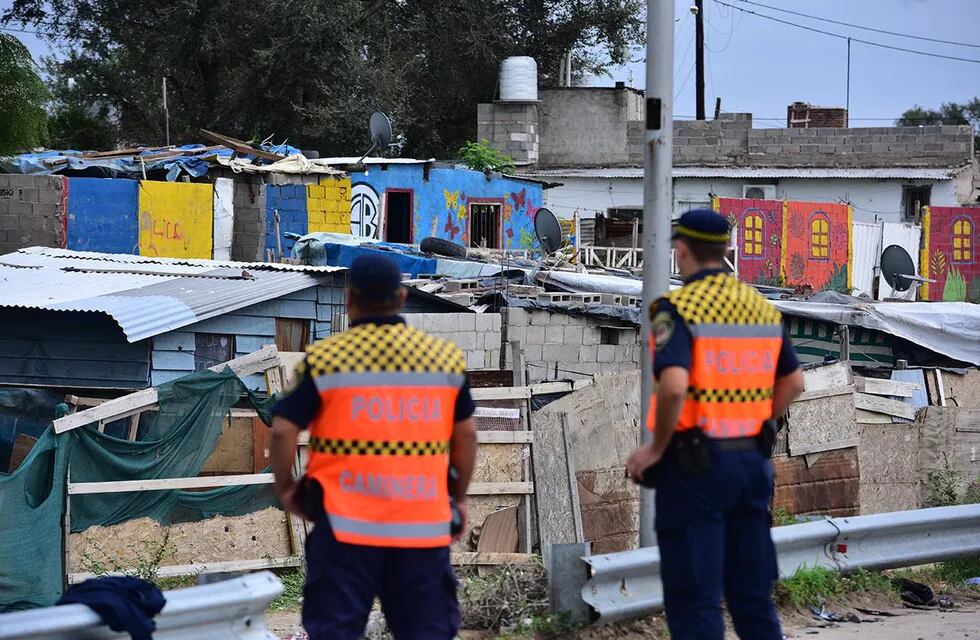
[[716, 197, 783, 286], [920, 206, 980, 302], [782, 201, 851, 292]]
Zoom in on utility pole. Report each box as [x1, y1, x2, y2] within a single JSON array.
[[162, 77, 170, 146], [845, 38, 851, 120], [695, 0, 705, 120], [640, 0, 674, 547]]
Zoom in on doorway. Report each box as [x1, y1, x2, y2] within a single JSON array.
[[469, 202, 502, 248], [385, 190, 413, 244]]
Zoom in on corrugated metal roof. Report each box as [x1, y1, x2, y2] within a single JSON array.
[[0, 248, 345, 343], [521, 167, 959, 180]]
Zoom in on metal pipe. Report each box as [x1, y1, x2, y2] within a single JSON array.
[[639, 0, 674, 546], [162, 77, 170, 146]]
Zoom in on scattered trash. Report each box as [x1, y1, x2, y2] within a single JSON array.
[[855, 607, 898, 617], [892, 577, 935, 607], [966, 577, 980, 586], [809, 604, 860, 623]]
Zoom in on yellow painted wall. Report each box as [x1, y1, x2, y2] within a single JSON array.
[[138, 181, 214, 258], [307, 177, 352, 234]]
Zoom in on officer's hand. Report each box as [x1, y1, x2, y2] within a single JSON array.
[[277, 482, 306, 520], [452, 500, 468, 542], [626, 444, 665, 483]]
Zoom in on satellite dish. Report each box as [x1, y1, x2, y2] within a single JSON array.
[[534, 208, 563, 255], [369, 111, 393, 148], [880, 244, 916, 292], [358, 112, 394, 164]]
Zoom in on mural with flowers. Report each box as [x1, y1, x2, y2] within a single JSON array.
[[920, 206, 980, 303], [782, 201, 851, 292], [715, 197, 784, 286]]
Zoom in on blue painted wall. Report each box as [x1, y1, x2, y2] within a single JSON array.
[[265, 185, 308, 258], [66, 177, 140, 253], [349, 165, 543, 251]]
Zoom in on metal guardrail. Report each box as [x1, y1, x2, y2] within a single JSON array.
[[575, 504, 980, 624], [0, 571, 283, 639]]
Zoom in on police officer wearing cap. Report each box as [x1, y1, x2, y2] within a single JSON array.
[[626, 209, 804, 640], [270, 254, 478, 639]]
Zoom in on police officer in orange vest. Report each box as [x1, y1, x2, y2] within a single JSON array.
[[270, 254, 478, 640], [627, 209, 804, 640]]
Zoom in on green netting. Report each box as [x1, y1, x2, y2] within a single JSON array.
[[0, 368, 277, 611]]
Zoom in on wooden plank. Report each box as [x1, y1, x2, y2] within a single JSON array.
[[467, 482, 533, 495], [793, 384, 855, 403], [530, 381, 574, 396], [855, 377, 920, 398], [127, 413, 140, 441], [53, 346, 279, 433], [200, 129, 284, 161], [476, 505, 519, 554], [854, 392, 916, 420], [68, 473, 274, 495], [512, 339, 533, 555], [450, 552, 536, 566], [252, 417, 269, 473], [473, 407, 521, 420], [789, 438, 859, 456], [69, 556, 302, 583], [856, 409, 894, 424], [471, 386, 531, 401], [561, 413, 584, 543], [477, 431, 534, 444]]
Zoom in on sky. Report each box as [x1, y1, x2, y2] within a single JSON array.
[[2, 0, 979, 127], [586, 0, 980, 126]]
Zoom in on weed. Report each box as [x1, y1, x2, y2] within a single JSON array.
[[458, 562, 549, 631], [458, 139, 516, 174], [775, 567, 894, 608], [79, 527, 176, 585], [268, 568, 305, 612], [771, 507, 801, 527], [502, 611, 579, 639], [923, 464, 960, 507]]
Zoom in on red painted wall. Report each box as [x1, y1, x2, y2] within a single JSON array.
[[923, 206, 980, 302], [783, 201, 850, 291], [717, 197, 784, 286]]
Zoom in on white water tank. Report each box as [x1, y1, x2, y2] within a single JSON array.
[[499, 57, 538, 101]]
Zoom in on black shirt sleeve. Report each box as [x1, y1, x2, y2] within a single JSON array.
[[271, 363, 321, 430], [454, 377, 476, 422], [776, 329, 801, 377], [650, 299, 693, 379]]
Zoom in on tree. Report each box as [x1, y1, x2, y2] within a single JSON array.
[[3, 0, 642, 157], [897, 98, 980, 148], [0, 33, 48, 154], [459, 139, 516, 173]]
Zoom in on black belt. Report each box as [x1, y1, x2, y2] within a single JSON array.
[[714, 436, 758, 452]]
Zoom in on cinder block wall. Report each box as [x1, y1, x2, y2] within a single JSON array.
[[477, 103, 540, 165], [403, 313, 503, 371], [504, 308, 640, 383], [231, 179, 267, 262], [0, 174, 66, 253]]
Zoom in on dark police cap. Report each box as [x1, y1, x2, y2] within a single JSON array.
[[671, 208, 731, 244], [349, 254, 403, 300]]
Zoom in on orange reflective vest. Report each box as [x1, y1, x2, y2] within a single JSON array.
[[647, 272, 783, 439], [303, 321, 466, 548]]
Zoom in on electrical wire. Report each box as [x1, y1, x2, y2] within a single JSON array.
[[713, 0, 980, 64], [733, 0, 980, 49]]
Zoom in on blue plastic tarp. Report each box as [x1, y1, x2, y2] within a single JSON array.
[[292, 234, 439, 277]]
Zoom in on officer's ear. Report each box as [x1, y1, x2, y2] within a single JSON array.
[[395, 286, 408, 308]]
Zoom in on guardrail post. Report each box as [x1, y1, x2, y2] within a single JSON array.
[[547, 542, 592, 624]]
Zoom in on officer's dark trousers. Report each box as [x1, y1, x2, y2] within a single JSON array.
[[654, 444, 782, 640], [302, 517, 460, 640]]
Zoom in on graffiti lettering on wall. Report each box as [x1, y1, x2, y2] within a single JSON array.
[[137, 181, 213, 259], [351, 183, 380, 238], [921, 206, 980, 303]]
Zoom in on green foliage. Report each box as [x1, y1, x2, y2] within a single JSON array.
[[934, 556, 980, 585], [459, 139, 516, 174], [4, 0, 643, 157], [897, 98, 980, 147], [79, 527, 177, 585], [943, 268, 967, 302], [771, 507, 801, 527], [776, 567, 894, 608], [268, 568, 305, 612], [47, 103, 118, 151], [826, 263, 849, 294], [923, 466, 961, 507], [0, 33, 49, 153]]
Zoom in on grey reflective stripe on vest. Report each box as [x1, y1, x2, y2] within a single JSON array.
[[328, 513, 451, 539], [689, 323, 783, 338], [314, 371, 465, 392]]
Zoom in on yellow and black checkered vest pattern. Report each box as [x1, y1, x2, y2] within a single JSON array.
[[304, 322, 466, 548], [655, 273, 783, 439]]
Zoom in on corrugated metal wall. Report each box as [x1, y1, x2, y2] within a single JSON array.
[[878, 222, 921, 300], [851, 221, 882, 297], [0, 309, 150, 388]]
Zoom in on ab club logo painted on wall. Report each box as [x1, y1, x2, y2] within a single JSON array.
[[350, 183, 380, 239]]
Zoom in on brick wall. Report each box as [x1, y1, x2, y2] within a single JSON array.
[[772, 447, 860, 517], [231, 178, 267, 261], [306, 178, 352, 234], [403, 313, 503, 370], [787, 102, 848, 128], [504, 307, 640, 383], [0, 174, 66, 253]]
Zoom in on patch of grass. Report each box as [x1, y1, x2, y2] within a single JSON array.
[[933, 556, 980, 586], [268, 568, 305, 612], [776, 567, 895, 608], [154, 575, 198, 591], [772, 507, 801, 527]]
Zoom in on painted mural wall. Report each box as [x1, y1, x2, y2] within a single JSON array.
[[348, 165, 543, 251], [67, 177, 139, 253], [717, 197, 783, 286], [263, 178, 352, 258], [138, 181, 214, 258], [921, 206, 980, 303]]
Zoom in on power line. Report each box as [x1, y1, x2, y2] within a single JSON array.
[[733, 0, 980, 49], [713, 0, 980, 64]]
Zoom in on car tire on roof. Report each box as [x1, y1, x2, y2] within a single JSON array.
[[419, 237, 467, 258]]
